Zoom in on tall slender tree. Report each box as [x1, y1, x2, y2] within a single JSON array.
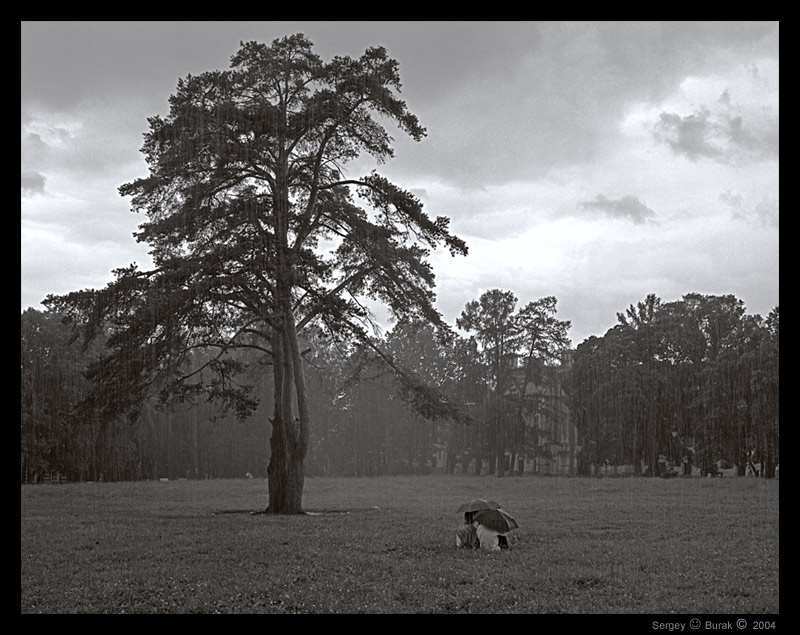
[[509, 296, 571, 473], [44, 35, 467, 513], [457, 289, 519, 476], [456, 290, 572, 476]]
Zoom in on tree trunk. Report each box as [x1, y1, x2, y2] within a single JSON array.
[[496, 447, 506, 477], [266, 411, 305, 513], [473, 418, 482, 475], [265, 312, 309, 514], [761, 442, 773, 479], [192, 411, 200, 479], [447, 446, 456, 475]]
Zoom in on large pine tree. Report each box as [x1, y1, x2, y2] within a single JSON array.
[[46, 35, 467, 513]]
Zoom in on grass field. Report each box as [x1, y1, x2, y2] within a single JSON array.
[[20, 475, 779, 614]]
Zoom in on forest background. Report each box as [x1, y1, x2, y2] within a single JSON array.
[[21, 289, 779, 484]]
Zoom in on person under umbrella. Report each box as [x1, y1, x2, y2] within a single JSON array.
[[455, 499, 498, 549], [473, 508, 518, 551], [455, 500, 518, 551]]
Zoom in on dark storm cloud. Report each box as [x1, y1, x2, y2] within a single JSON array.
[[21, 21, 520, 115], [653, 109, 724, 161], [21, 21, 245, 112], [21, 171, 46, 196], [21, 21, 779, 189], [652, 97, 779, 164], [385, 21, 780, 189], [579, 195, 657, 224]]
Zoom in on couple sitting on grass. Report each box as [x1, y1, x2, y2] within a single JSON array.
[[456, 511, 509, 552]]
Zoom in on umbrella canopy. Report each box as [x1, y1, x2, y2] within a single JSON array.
[[473, 508, 519, 533], [456, 499, 502, 514]]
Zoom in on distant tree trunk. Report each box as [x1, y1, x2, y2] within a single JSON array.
[[447, 446, 456, 475], [569, 419, 577, 476], [765, 454, 775, 479], [633, 435, 642, 476], [495, 381, 505, 478], [192, 411, 200, 479], [471, 410, 484, 475]]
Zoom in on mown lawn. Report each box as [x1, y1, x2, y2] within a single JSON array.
[[20, 475, 779, 614]]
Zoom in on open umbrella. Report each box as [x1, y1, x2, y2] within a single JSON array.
[[473, 508, 519, 533], [456, 499, 502, 514]]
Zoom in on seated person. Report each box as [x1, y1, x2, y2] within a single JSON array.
[[455, 521, 479, 548], [456, 511, 479, 548]]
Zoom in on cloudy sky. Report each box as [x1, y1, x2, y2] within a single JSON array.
[[21, 21, 779, 345]]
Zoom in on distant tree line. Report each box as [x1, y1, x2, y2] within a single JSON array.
[[21, 290, 778, 482], [21, 307, 271, 482], [566, 293, 779, 477]]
